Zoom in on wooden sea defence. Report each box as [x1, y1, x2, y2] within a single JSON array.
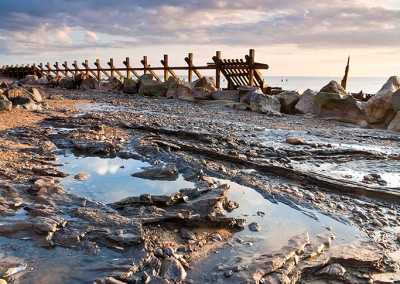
[[0, 49, 271, 91]]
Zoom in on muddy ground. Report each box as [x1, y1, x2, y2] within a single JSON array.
[[0, 80, 399, 283]]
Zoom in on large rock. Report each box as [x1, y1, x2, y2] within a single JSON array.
[[295, 89, 316, 114], [249, 92, 281, 116], [166, 84, 193, 100], [123, 78, 139, 94], [211, 90, 240, 102], [97, 76, 123, 92], [364, 76, 400, 124], [391, 88, 400, 112], [24, 75, 39, 85], [4, 88, 41, 103], [131, 164, 178, 181], [0, 99, 12, 111], [159, 258, 187, 283], [27, 87, 43, 102], [80, 78, 98, 91], [239, 86, 262, 104], [192, 87, 212, 100], [139, 74, 154, 83], [59, 77, 76, 89], [275, 91, 300, 114], [313, 92, 366, 123], [139, 80, 168, 97], [38, 75, 53, 85], [388, 111, 400, 132], [320, 80, 347, 95], [193, 76, 217, 92]]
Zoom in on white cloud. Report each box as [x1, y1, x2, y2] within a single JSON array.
[[85, 31, 99, 42]]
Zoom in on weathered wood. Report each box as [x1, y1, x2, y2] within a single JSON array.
[[94, 59, 110, 80], [185, 53, 203, 81], [341, 56, 350, 90], [215, 51, 221, 89], [141, 56, 161, 82], [248, 49, 255, 87], [161, 54, 179, 82], [108, 58, 125, 79]]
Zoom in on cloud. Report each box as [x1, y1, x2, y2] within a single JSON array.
[[85, 31, 99, 42]]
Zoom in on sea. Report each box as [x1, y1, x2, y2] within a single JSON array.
[[174, 75, 388, 94]]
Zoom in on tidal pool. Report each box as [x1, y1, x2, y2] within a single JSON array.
[[221, 179, 362, 251], [58, 153, 194, 204]]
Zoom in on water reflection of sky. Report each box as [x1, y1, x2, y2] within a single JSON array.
[[220, 179, 362, 252], [58, 154, 194, 204]]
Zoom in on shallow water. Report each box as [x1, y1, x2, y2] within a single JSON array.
[[58, 153, 194, 204], [222, 179, 361, 252]]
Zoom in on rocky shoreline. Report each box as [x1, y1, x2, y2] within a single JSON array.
[[0, 76, 399, 283]]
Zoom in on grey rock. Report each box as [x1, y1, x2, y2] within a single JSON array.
[[160, 258, 187, 283], [248, 222, 261, 232], [391, 88, 400, 112], [139, 79, 168, 97], [0, 99, 12, 111], [123, 78, 139, 94], [154, 248, 164, 257], [24, 75, 39, 85], [80, 78, 98, 90], [39, 141, 57, 154], [193, 76, 217, 92], [139, 74, 154, 83], [97, 76, 123, 93], [59, 77, 76, 89], [388, 111, 400, 132], [131, 164, 178, 181], [74, 173, 90, 181], [275, 91, 300, 114], [211, 90, 240, 102], [180, 228, 196, 240], [365, 76, 400, 124], [320, 80, 347, 95], [239, 86, 262, 104], [249, 92, 281, 116], [166, 84, 193, 100], [192, 87, 212, 100]]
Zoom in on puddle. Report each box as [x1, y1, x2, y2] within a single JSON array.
[[58, 154, 194, 204], [0, 236, 129, 284], [74, 102, 128, 112], [220, 179, 361, 251]]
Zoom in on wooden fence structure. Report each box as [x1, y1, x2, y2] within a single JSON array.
[[0, 49, 270, 91]]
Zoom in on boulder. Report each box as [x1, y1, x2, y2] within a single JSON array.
[[364, 76, 400, 124], [388, 112, 400, 132], [239, 86, 262, 104], [123, 78, 139, 94], [80, 78, 98, 91], [139, 74, 154, 83], [313, 92, 366, 123], [193, 76, 217, 92], [27, 88, 43, 102], [211, 90, 240, 102], [24, 75, 39, 85], [74, 73, 86, 88], [0, 99, 12, 111], [320, 80, 347, 95], [391, 88, 400, 112], [275, 91, 300, 114], [38, 77, 50, 85], [295, 89, 316, 114], [249, 92, 281, 116], [59, 77, 76, 89], [139, 80, 168, 97], [131, 164, 178, 181], [4, 88, 41, 103], [166, 84, 193, 100], [159, 258, 187, 283], [97, 76, 123, 92], [192, 87, 212, 100]]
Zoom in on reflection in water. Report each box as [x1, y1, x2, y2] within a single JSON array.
[[221, 179, 361, 252], [58, 154, 194, 204]]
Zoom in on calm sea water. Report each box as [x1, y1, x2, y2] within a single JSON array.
[[171, 75, 388, 94]]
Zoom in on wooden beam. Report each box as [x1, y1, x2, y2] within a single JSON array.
[[248, 49, 255, 87], [215, 51, 221, 89]]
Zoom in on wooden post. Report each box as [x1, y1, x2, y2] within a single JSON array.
[[124, 57, 131, 79], [215, 51, 221, 89], [188, 53, 193, 83], [39, 63, 45, 77], [95, 59, 101, 80], [32, 63, 37, 76], [73, 60, 79, 76], [163, 54, 169, 82], [53, 62, 60, 77], [142, 56, 148, 74], [63, 61, 69, 77], [341, 56, 350, 90], [109, 58, 115, 77], [84, 60, 89, 78], [248, 49, 255, 87]]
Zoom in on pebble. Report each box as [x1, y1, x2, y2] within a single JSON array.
[[74, 173, 90, 181], [164, 246, 174, 256], [154, 248, 164, 257], [0, 279, 7, 284], [224, 269, 233, 277], [211, 233, 223, 242], [248, 222, 261, 232]]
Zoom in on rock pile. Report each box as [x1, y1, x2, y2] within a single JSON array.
[[0, 83, 46, 112], [11, 74, 400, 131]]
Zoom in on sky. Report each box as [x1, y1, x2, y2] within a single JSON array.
[[0, 0, 399, 77]]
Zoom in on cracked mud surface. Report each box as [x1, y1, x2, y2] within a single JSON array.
[[0, 83, 399, 283]]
